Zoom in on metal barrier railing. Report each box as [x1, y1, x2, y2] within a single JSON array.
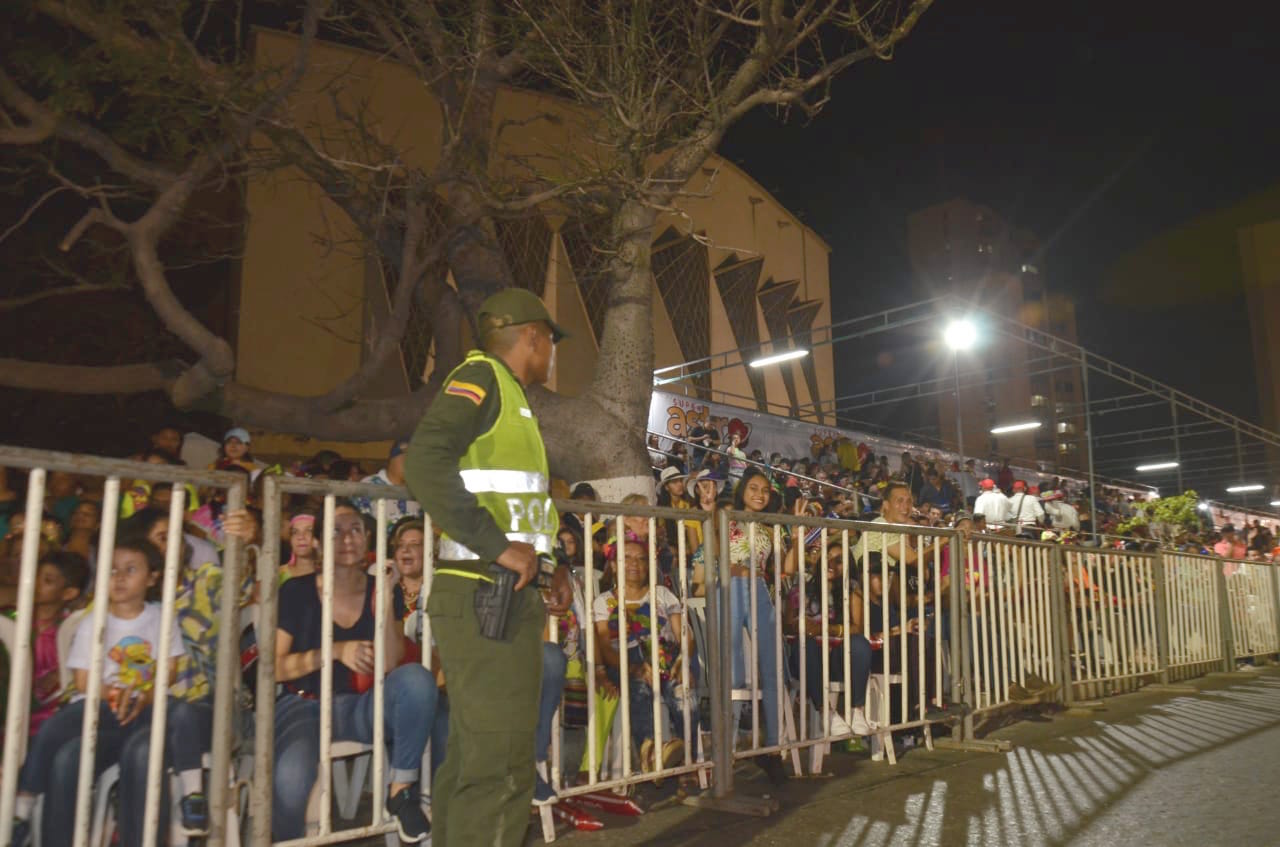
[[1223, 558, 1280, 661], [3, 444, 1279, 847], [549, 500, 714, 798], [1063, 548, 1163, 698], [0, 446, 247, 847], [253, 475, 436, 847], [1162, 552, 1228, 680], [713, 510, 959, 771], [964, 536, 1066, 715]]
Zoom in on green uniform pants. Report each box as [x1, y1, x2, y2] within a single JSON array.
[[428, 571, 545, 847]]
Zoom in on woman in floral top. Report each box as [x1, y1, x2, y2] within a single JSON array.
[[706, 467, 799, 784], [592, 538, 685, 773]]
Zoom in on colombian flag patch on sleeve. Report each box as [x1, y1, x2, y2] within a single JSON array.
[[444, 380, 487, 405]]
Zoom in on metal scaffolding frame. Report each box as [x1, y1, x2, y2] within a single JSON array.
[[652, 294, 1280, 520]]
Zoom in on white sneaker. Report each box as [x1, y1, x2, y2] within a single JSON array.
[[849, 707, 875, 735], [828, 709, 853, 737]]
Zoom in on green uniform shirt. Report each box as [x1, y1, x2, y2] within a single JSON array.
[[405, 359, 511, 564]]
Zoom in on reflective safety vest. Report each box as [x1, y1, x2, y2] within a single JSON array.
[[438, 350, 558, 562]]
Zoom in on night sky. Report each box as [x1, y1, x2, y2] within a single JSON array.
[[720, 0, 1280, 424]]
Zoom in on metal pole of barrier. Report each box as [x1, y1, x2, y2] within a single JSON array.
[[951, 532, 973, 739], [208, 479, 245, 847], [1215, 562, 1236, 672], [710, 511, 733, 798], [74, 475, 119, 847], [371, 500, 388, 824], [1268, 564, 1280, 660], [1151, 553, 1172, 685], [584, 512, 598, 785], [0, 470, 48, 847], [648, 520, 662, 779], [616, 514, 631, 780], [142, 488, 187, 847], [1047, 545, 1072, 707], [319, 495, 336, 836], [253, 476, 282, 847]]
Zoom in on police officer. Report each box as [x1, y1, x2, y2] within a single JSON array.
[[405, 287, 573, 847]]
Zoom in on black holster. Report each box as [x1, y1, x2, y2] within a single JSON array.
[[474, 563, 518, 641]]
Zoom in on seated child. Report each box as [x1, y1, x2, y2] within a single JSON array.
[[11, 540, 186, 847]]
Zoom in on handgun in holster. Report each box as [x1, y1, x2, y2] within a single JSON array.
[[474, 563, 518, 641]]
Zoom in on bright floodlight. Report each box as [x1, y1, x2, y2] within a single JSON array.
[[1197, 502, 1210, 512], [1136, 461, 1180, 472], [990, 421, 1042, 435], [1226, 484, 1264, 493], [749, 348, 809, 369], [944, 318, 978, 352], [1271, 500, 1280, 507]]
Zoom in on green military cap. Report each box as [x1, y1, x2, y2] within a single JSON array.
[[478, 287, 568, 342]]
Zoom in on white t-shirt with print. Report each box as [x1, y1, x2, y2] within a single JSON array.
[[67, 603, 186, 700], [592, 585, 681, 649]]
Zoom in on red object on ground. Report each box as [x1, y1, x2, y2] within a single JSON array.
[[552, 801, 604, 831], [570, 790, 645, 816]]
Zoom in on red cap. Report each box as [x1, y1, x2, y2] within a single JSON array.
[[980, 478, 995, 490], [1029, 485, 1040, 495], [1013, 480, 1027, 491]]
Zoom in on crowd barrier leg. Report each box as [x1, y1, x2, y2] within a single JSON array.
[[1215, 565, 1237, 672], [1048, 546, 1074, 708], [685, 512, 776, 817], [252, 476, 283, 846], [1269, 565, 1280, 660], [1152, 553, 1173, 685]]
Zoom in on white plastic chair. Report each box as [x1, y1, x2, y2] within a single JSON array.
[[865, 673, 903, 764]]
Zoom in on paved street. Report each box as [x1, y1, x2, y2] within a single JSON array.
[[551, 669, 1280, 846]]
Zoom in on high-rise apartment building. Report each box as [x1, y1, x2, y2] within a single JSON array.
[[907, 198, 1085, 471]]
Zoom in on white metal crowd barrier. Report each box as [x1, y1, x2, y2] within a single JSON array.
[[712, 510, 957, 773], [546, 502, 714, 801], [0, 446, 247, 847], [4, 444, 1280, 847], [963, 536, 1064, 715], [253, 475, 438, 847], [1063, 548, 1163, 698], [1223, 558, 1280, 661], [1162, 552, 1228, 681]]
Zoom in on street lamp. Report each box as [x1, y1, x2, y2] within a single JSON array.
[[748, 348, 809, 368], [990, 421, 1042, 435], [943, 318, 978, 462]]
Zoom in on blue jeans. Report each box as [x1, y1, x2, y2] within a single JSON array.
[[729, 575, 780, 746], [271, 663, 438, 840], [604, 645, 685, 750], [536, 643, 567, 764], [19, 697, 208, 847], [786, 634, 872, 709]]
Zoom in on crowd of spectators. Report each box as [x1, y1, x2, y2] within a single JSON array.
[[0, 422, 1277, 844]]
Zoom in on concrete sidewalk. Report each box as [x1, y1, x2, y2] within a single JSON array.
[[537, 668, 1280, 846]]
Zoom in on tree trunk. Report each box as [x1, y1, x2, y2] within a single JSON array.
[[532, 199, 656, 484]]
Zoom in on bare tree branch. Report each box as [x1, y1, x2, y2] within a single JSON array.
[[0, 68, 180, 190], [0, 359, 179, 393]]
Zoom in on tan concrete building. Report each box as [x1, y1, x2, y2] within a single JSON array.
[[907, 198, 1083, 470], [236, 30, 834, 460]]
